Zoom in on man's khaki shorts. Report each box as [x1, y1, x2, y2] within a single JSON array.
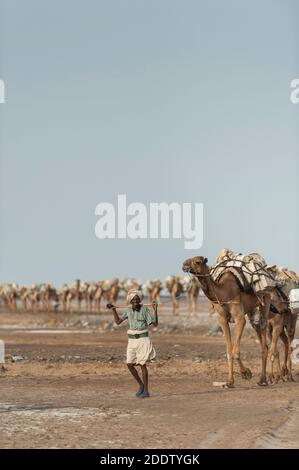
[[126, 330, 156, 365]]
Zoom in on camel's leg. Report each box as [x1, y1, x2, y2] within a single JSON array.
[[192, 297, 196, 315], [175, 297, 179, 314], [172, 293, 177, 315], [12, 297, 17, 312], [273, 324, 283, 383], [267, 324, 275, 383], [187, 293, 192, 314], [251, 321, 268, 386], [216, 308, 234, 387], [66, 294, 72, 313], [286, 338, 294, 382], [280, 332, 295, 382], [190, 293, 197, 316], [275, 349, 282, 382], [194, 294, 198, 315], [98, 293, 103, 312], [268, 320, 283, 384], [231, 305, 252, 380], [285, 317, 296, 382], [279, 329, 289, 379], [9, 298, 14, 311], [278, 314, 297, 382]]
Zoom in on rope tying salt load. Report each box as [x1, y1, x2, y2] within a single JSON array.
[[289, 289, 299, 315], [266, 265, 299, 296], [211, 248, 276, 294]]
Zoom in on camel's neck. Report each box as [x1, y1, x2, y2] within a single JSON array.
[[196, 270, 222, 303]]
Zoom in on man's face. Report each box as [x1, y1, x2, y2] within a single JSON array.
[[131, 295, 141, 309]]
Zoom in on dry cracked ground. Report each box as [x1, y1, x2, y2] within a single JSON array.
[[0, 298, 299, 449]]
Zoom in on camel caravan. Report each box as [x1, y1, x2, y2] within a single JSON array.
[[183, 248, 299, 387], [1, 247, 298, 386], [0, 275, 200, 315]]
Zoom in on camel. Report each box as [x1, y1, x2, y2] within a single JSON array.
[[58, 284, 70, 312], [78, 281, 98, 311], [57, 282, 79, 313], [84, 282, 98, 311], [265, 288, 297, 383], [22, 284, 41, 313], [182, 256, 271, 387], [122, 278, 142, 295], [19, 285, 41, 312], [0, 284, 19, 311], [93, 282, 104, 311], [264, 266, 299, 383], [106, 280, 120, 305], [143, 280, 162, 305], [164, 276, 184, 314], [40, 284, 59, 312], [61, 280, 90, 312], [64, 279, 87, 312], [182, 276, 200, 314], [94, 279, 120, 311], [148, 280, 162, 304], [74, 279, 83, 310]]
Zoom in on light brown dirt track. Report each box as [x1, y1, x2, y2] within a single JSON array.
[[1, 298, 299, 449]]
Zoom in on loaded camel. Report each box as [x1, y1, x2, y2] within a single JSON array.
[[143, 280, 162, 305], [182, 256, 271, 387], [94, 279, 120, 311], [186, 276, 200, 315], [264, 265, 299, 383], [164, 276, 184, 314], [266, 287, 297, 383]]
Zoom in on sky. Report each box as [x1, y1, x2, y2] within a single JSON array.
[[0, 0, 298, 285]]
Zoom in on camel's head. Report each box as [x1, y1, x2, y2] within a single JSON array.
[[182, 256, 209, 276]]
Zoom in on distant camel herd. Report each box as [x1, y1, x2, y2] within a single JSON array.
[[0, 275, 200, 315]]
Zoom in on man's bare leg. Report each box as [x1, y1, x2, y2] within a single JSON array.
[[140, 365, 150, 398], [127, 363, 144, 395]]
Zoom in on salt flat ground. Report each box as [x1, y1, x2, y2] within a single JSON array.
[[0, 298, 299, 449]]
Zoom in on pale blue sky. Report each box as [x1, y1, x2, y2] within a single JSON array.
[[0, 0, 298, 284]]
